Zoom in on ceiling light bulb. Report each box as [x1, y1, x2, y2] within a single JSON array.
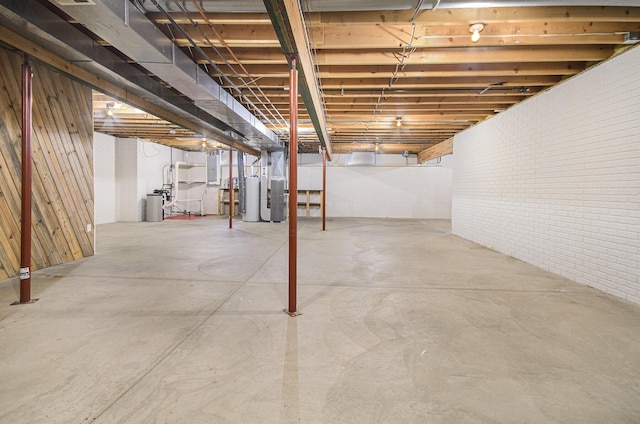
[[106, 109, 113, 116], [469, 23, 484, 43], [396, 118, 402, 127]]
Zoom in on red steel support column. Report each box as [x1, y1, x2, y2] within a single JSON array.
[[285, 58, 299, 316], [18, 55, 33, 304], [322, 148, 327, 231], [229, 147, 233, 229]]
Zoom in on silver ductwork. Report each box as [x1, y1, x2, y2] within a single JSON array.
[[0, 0, 273, 153], [46, 0, 281, 150]]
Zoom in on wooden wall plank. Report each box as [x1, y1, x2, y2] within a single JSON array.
[[0, 46, 94, 280], [34, 69, 87, 259], [0, 48, 24, 279], [417, 137, 454, 163]]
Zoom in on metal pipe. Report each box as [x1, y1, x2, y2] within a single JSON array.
[[19, 55, 32, 304], [229, 147, 233, 229], [237, 151, 245, 215], [286, 58, 299, 316], [322, 148, 327, 232]]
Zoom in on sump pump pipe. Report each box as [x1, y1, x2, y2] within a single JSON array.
[[163, 161, 186, 214]]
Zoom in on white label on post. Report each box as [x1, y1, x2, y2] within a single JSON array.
[[20, 267, 30, 280]]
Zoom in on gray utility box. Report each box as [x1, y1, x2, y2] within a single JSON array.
[[146, 193, 163, 221], [206, 153, 218, 184], [270, 177, 285, 222]]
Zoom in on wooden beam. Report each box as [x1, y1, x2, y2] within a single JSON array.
[[223, 75, 561, 89], [329, 143, 439, 154], [206, 62, 585, 80], [149, 8, 640, 26], [418, 137, 454, 163], [170, 23, 631, 49], [283, 0, 332, 159], [251, 89, 536, 99], [322, 95, 523, 104], [263, 0, 333, 159], [196, 45, 613, 65], [317, 7, 640, 25], [327, 112, 488, 120]]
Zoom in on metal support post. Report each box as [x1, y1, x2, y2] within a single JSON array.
[[322, 148, 327, 231], [229, 147, 233, 229], [13, 54, 36, 305], [285, 58, 300, 317]]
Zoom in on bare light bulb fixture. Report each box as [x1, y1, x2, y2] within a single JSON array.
[[106, 102, 114, 116], [396, 117, 402, 127], [469, 23, 484, 43]]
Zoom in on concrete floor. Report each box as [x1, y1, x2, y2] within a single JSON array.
[[1, 217, 640, 424]]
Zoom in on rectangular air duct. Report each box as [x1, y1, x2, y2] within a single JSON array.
[[348, 152, 377, 166]]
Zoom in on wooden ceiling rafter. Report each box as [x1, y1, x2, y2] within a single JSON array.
[[90, 5, 640, 155]]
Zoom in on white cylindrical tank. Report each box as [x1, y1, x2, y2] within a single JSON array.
[[244, 176, 260, 222]]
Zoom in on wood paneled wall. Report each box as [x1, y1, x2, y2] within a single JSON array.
[[0, 47, 94, 280]]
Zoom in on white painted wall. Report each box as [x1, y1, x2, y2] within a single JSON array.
[[136, 139, 177, 221], [95, 139, 225, 221], [299, 153, 452, 219], [107, 138, 185, 222], [176, 151, 214, 216], [115, 138, 139, 222], [94, 132, 116, 224], [452, 46, 640, 304]]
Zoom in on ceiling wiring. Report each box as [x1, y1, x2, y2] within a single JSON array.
[[188, 0, 288, 134], [149, 0, 287, 140]]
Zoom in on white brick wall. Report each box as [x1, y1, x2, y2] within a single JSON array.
[[452, 46, 640, 304]]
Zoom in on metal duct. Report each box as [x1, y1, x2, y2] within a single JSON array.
[[45, 0, 282, 150], [237, 152, 246, 215], [348, 152, 377, 166], [0, 0, 261, 154]]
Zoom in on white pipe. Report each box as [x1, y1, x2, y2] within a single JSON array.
[[164, 161, 186, 212], [162, 163, 171, 186]]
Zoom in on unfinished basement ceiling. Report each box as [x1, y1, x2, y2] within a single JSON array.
[[15, 1, 640, 155], [93, 92, 228, 151], [140, 0, 640, 154]]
